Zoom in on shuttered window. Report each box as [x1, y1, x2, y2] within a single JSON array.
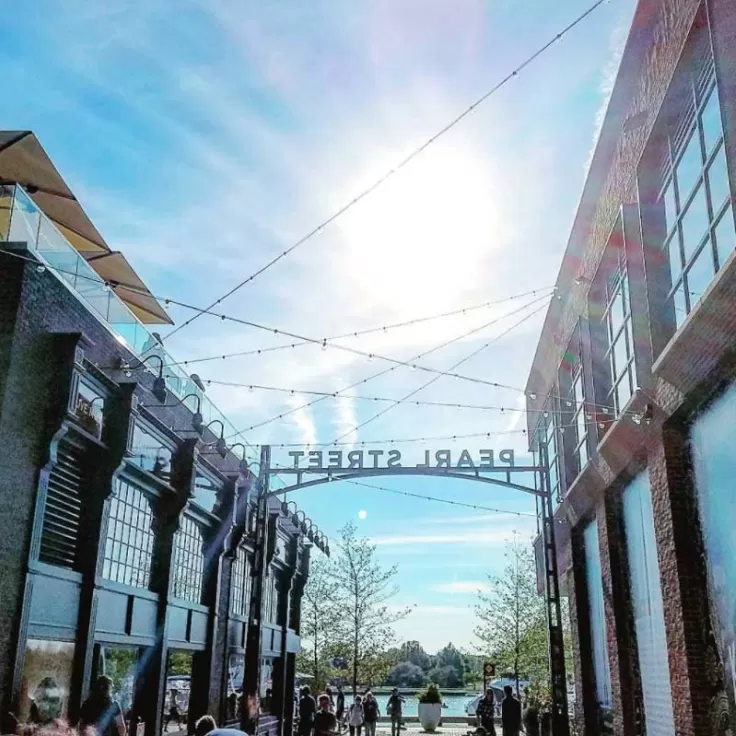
[[39, 441, 83, 568]]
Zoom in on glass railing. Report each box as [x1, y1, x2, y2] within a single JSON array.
[[0, 184, 257, 465]]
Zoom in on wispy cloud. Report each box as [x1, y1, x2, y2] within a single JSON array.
[[431, 581, 490, 594], [287, 394, 318, 447], [371, 530, 521, 547]]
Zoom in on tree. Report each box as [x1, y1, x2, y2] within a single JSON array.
[[331, 522, 411, 694], [474, 540, 552, 693], [428, 664, 463, 688], [387, 662, 427, 688], [397, 641, 431, 672], [296, 556, 342, 692]]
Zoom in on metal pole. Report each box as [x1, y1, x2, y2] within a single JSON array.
[[538, 442, 570, 736], [242, 445, 271, 734]]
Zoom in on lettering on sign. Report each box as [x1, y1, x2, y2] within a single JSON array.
[[287, 448, 515, 470]]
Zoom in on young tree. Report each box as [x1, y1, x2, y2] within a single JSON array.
[[474, 540, 550, 693], [331, 522, 411, 694], [296, 555, 341, 691]]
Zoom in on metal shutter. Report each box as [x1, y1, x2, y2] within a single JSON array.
[[39, 441, 83, 568]]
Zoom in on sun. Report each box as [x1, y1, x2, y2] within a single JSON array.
[[358, 509, 368, 520], [336, 141, 503, 316]]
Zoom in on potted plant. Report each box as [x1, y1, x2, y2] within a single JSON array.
[[417, 684, 443, 732]]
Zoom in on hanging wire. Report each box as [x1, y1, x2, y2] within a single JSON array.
[[163, 0, 611, 340]]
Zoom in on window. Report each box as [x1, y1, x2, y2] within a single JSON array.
[[73, 379, 105, 439], [172, 516, 204, 603], [263, 571, 277, 624], [103, 479, 155, 589], [561, 333, 589, 476], [193, 470, 220, 514], [602, 253, 636, 416], [655, 37, 734, 327], [584, 520, 612, 709], [539, 403, 561, 502], [128, 421, 174, 481], [231, 549, 250, 617]]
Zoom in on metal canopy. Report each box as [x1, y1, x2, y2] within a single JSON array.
[[0, 131, 172, 325]]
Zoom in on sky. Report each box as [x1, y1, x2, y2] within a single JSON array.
[[1, 0, 636, 653]]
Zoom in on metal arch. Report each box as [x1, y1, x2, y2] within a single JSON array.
[[264, 466, 546, 499]]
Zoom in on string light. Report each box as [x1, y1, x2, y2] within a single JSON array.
[[164, 0, 608, 340]]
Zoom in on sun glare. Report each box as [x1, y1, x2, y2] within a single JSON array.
[[337, 143, 502, 315]]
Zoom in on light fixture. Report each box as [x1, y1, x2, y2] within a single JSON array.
[[119, 354, 168, 404], [229, 443, 250, 473], [529, 392, 538, 400], [204, 420, 228, 458]]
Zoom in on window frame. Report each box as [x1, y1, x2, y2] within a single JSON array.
[[231, 547, 251, 618], [172, 515, 205, 604]]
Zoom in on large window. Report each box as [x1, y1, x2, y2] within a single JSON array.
[[584, 520, 612, 709], [103, 479, 155, 589], [231, 548, 250, 617], [602, 254, 636, 416], [541, 402, 561, 502], [656, 37, 735, 327], [172, 516, 204, 603], [128, 421, 174, 482], [561, 332, 589, 476], [622, 474, 675, 734]]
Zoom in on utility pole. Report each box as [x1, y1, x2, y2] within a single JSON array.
[[241, 445, 271, 735]]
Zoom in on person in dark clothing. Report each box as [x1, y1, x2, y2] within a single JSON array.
[[335, 686, 345, 724], [362, 692, 379, 736], [522, 699, 540, 736], [313, 695, 337, 736], [386, 688, 405, 736], [325, 687, 335, 713], [299, 686, 317, 736], [475, 689, 497, 736], [80, 676, 127, 736], [500, 686, 521, 736]]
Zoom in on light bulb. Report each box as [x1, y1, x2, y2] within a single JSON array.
[[543, 411, 549, 418], [368, 353, 374, 362], [36, 265, 46, 273], [529, 392, 538, 400], [248, 385, 254, 393], [321, 340, 328, 351]]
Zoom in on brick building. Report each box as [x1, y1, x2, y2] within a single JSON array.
[[0, 133, 320, 736], [526, 0, 736, 734]]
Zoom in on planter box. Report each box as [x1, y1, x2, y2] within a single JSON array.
[[418, 703, 442, 732]]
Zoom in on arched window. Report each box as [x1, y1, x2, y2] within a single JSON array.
[[102, 479, 155, 589], [172, 516, 204, 603]]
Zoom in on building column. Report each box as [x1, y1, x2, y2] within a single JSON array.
[[139, 437, 198, 736]]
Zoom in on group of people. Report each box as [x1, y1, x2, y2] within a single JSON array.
[[475, 686, 546, 736], [297, 686, 405, 736]]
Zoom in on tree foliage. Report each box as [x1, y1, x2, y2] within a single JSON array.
[[474, 540, 551, 688], [386, 662, 427, 688]]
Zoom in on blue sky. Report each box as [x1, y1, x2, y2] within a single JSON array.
[[2, 0, 636, 652]]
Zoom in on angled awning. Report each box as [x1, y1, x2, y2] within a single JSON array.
[[0, 131, 172, 324]]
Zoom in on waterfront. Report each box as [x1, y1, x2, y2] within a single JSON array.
[[371, 694, 475, 719]]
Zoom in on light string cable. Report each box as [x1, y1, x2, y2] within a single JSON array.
[[163, 0, 611, 341], [220, 292, 552, 438], [325, 300, 549, 446], [267, 462, 536, 518], [163, 285, 556, 369]]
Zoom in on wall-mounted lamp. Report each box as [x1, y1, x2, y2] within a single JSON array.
[[143, 393, 204, 434], [228, 443, 250, 474], [203, 419, 228, 458], [117, 354, 168, 404]]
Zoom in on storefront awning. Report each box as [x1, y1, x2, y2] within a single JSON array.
[[0, 130, 172, 325]]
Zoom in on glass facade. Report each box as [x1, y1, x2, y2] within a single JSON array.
[[602, 256, 636, 416], [541, 404, 561, 501], [660, 64, 735, 327], [691, 384, 736, 713], [172, 516, 204, 603], [584, 520, 612, 709], [103, 479, 155, 589], [622, 473, 675, 734]]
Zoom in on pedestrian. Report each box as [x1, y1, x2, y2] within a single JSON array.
[[299, 686, 317, 736], [194, 715, 217, 736], [314, 695, 337, 736], [346, 696, 364, 736], [500, 686, 521, 736], [163, 688, 182, 732], [362, 692, 379, 736], [522, 698, 539, 736], [475, 688, 497, 736], [80, 676, 127, 736], [335, 686, 345, 725], [386, 688, 405, 736], [325, 687, 335, 713], [261, 689, 273, 714]]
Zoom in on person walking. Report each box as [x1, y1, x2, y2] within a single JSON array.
[[362, 692, 379, 736], [500, 686, 521, 736], [313, 695, 337, 736], [335, 686, 345, 726], [475, 688, 497, 736], [299, 686, 317, 736], [325, 687, 335, 713], [80, 676, 127, 736], [522, 698, 540, 736], [386, 688, 405, 736], [346, 696, 364, 736]]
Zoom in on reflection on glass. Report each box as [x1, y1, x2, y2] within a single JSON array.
[[714, 207, 736, 269], [613, 331, 629, 378], [129, 422, 174, 480], [616, 373, 632, 412], [680, 183, 709, 261], [700, 87, 723, 156], [193, 472, 219, 514], [75, 380, 104, 438], [707, 144, 731, 216], [19, 639, 76, 725], [666, 233, 682, 286], [685, 241, 715, 309], [675, 127, 703, 202], [673, 284, 687, 328], [663, 178, 677, 236]]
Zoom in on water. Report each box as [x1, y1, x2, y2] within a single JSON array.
[[370, 694, 475, 718]]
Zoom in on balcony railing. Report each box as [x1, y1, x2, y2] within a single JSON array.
[[0, 184, 256, 463]]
